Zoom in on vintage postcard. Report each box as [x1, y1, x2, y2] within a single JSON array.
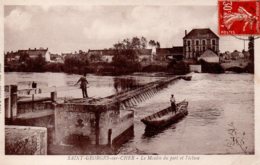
[[1, 0, 260, 164]]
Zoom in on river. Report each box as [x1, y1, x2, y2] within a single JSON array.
[[5, 72, 254, 154]]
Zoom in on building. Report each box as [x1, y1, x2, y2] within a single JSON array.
[[198, 49, 219, 63], [88, 49, 154, 63], [5, 48, 49, 63], [4, 52, 20, 62], [49, 53, 64, 63], [17, 48, 49, 61], [155, 47, 183, 61], [88, 49, 116, 63], [183, 28, 219, 60]]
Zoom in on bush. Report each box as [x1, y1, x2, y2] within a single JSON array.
[[64, 56, 89, 74], [112, 54, 141, 75], [44, 63, 64, 72], [142, 65, 167, 72], [167, 60, 190, 75]]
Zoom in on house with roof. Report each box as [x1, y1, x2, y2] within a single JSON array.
[[5, 48, 50, 63], [183, 28, 219, 61], [17, 48, 49, 61], [198, 49, 219, 63], [88, 49, 116, 63], [50, 53, 64, 63]]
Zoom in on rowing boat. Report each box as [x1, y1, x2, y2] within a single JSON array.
[[141, 100, 188, 129]]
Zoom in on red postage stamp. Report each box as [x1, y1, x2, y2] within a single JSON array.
[[219, 0, 260, 35]]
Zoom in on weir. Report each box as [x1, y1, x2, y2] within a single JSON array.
[[5, 75, 191, 154]]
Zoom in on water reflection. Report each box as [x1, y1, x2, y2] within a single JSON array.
[[113, 77, 143, 93], [189, 108, 223, 126], [142, 124, 177, 138]]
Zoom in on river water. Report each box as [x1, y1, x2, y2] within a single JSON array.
[[5, 72, 254, 154]]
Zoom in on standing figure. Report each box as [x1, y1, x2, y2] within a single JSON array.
[[170, 94, 176, 114], [75, 73, 89, 98]]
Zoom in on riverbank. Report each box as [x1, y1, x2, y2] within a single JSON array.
[[4, 61, 190, 76]]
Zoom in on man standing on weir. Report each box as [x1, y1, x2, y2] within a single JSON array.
[[75, 73, 89, 98], [170, 94, 176, 114]]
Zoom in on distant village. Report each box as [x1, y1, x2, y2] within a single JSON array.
[[4, 28, 254, 74]]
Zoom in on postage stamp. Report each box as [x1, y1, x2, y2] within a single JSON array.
[[219, 0, 260, 35]]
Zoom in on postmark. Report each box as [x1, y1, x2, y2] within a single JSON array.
[[219, 0, 260, 35]]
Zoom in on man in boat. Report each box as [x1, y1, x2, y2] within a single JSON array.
[[170, 94, 176, 114], [75, 73, 89, 98]]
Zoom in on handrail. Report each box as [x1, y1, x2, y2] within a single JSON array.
[[5, 85, 80, 96]]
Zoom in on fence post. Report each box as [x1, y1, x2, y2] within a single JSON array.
[[51, 91, 57, 102]]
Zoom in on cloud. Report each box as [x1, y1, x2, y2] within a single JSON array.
[[5, 8, 32, 31], [83, 20, 129, 41], [5, 5, 241, 53]]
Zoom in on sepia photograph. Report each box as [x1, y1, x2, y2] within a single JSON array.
[[3, 2, 255, 156]]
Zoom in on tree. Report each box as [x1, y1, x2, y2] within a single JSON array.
[[149, 40, 160, 48], [64, 55, 88, 74], [131, 37, 141, 49], [19, 52, 30, 63], [111, 37, 146, 74], [79, 50, 84, 54], [25, 54, 46, 72], [156, 41, 160, 48], [112, 36, 149, 62], [149, 40, 156, 47], [141, 36, 147, 49]]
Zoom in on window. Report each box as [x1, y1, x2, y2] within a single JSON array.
[[202, 40, 206, 45], [196, 40, 199, 46], [187, 40, 191, 46], [212, 39, 216, 45]]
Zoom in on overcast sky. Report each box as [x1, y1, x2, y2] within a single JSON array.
[[4, 5, 246, 54]]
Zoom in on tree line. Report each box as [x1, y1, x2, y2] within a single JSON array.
[[5, 36, 191, 75]]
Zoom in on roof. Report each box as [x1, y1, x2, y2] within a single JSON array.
[[50, 54, 63, 58], [88, 49, 152, 56], [88, 49, 117, 56], [183, 28, 219, 39], [156, 47, 183, 55], [199, 49, 218, 58], [17, 48, 48, 56], [18, 48, 48, 52]]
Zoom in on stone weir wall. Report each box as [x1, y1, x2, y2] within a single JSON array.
[[54, 102, 134, 146], [54, 75, 190, 147], [108, 75, 189, 110]]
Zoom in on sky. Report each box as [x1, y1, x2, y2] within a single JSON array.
[[4, 5, 247, 54]]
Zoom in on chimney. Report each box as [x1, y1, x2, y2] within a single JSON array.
[[185, 30, 187, 36]]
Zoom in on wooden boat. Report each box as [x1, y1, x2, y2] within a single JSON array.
[[141, 100, 188, 128]]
